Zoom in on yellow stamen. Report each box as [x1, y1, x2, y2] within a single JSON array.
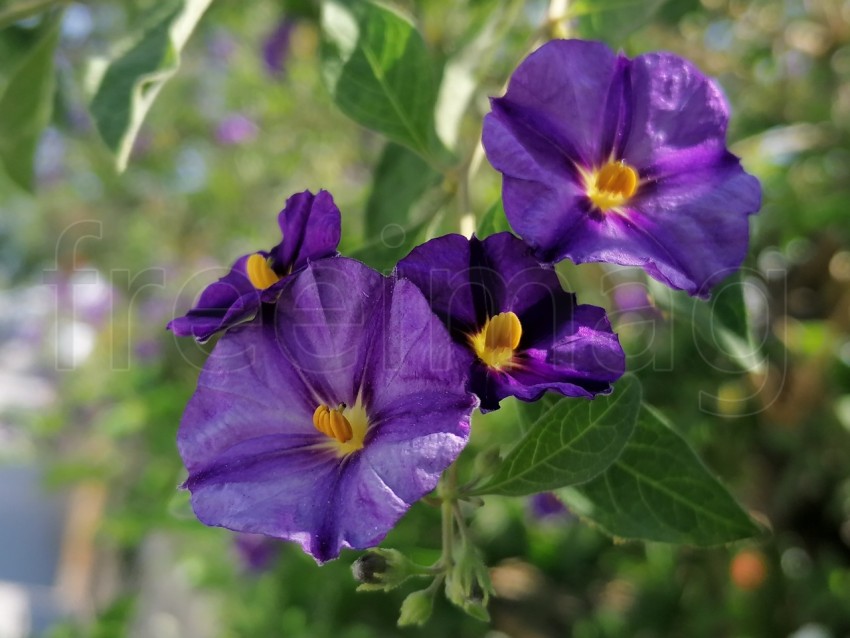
[[246, 253, 280, 290], [469, 311, 522, 369], [312, 402, 368, 455], [586, 160, 638, 212]]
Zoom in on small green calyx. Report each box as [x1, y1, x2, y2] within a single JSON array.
[[352, 548, 419, 592], [397, 589, 434, 627], [445, 541, 494, 622]]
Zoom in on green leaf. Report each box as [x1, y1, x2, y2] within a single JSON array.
[[647, 274, 765, 373], [563, 404, 761, 545], [0, 13, 60, 191], [0, 0, 68, 30], [476, 199, 511, 239], [88, 0, 212, 171], [364, 142, 440, 238], [348, 215, 432, 275], [320, 0, 448, 165], [470, 375, 641, 497], [571, 0, 668, 45]]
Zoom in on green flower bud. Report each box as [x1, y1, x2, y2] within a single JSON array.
[[445, 541, 494, 622], [397, 589, 434, 627], [352, 548, 417, 592]]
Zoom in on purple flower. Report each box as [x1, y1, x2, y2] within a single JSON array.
[[178, 257, 476, 563], [215, 113, 258, 146], [528, 492, 571, 521], [396, 232, 625, 412], [483, 39, 762, 298], [233, 533, 281, 572], [262, 18, 296, 77], [168, 189, 341, 342]]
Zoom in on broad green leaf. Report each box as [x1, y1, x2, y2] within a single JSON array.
[[0, 13, 59, 191], [348, 215, 432, 275], [647, 274, 765, 373], [0, 0, 67, 30], [476, 199, 511, 239], [470, 375, 641, 497], [571, 0, 668, 45], [563, 404, 761, 545], [88, 0, 212, 171], [365, 142, 440, 238], [320, 0, 448, 165]]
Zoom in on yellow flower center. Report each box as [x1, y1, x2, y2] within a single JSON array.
[[469, 311, 522, 370], [585, 160, 639, 212], [312, 402, 368, 456], [246, 253, 280, 289]]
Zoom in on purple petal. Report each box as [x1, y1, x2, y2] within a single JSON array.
[[621, 52, 731, 177], [262, 18, 295, 76], [485, 40, 621, 168], [273, 190, 341, 274], [167, 255, 260, 342]]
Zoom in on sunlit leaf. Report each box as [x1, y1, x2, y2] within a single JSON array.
[[470, 375, 641, 497], [365, 142, 440, 238], [563, 404, 761, 545], [0, 13, 60, 191], [571, 0, 668, 45], [476, 199, 511, 239], [0, 0, 67, 30], [648, 274, 765, 373], [320, 0, 448, 165], [88, 0, 212, 171]]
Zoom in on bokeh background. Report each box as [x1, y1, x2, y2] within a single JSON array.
[[2, 0, 850, 636]]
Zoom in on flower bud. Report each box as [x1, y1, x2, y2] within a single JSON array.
[[352, 548, 416, 592], [397, 589, 434, 627], [445, 542, 494, 622]]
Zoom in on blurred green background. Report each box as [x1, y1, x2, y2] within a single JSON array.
[[1, 0, 850, 636]]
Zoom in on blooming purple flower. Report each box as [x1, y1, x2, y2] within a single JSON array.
[[168, 189, 341, 342], [178, 257, 476, 563], [396, 232, 625, 412], [483, 39, 762, 298]]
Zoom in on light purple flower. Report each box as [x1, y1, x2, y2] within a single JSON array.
[[215, 113, 258, 146], [178, 257, 476, 563], [168, 189, 341, 342], [396, 232, 624, 412], [483, 39, 762, 298]]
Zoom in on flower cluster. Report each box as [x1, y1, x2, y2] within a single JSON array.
[[170, 39, 759, 564]]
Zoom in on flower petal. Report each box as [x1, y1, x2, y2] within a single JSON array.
[[167, 255, 260, 342], [273, 189, 341, 273]]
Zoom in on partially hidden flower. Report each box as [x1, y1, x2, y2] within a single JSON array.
[[178, 257, 476, 563], [233, 532, 281, 572], [262, 18, 296, 77], [167, 189, 341, 342], [483, 39, 762, 298], [396, 232, 625, 412]]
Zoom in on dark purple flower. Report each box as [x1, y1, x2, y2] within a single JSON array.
[[178, 257, 476, 563], [168, 189, 341, 342], [262, 18, 296, 77], [215, 113, 258, 146], [528, 492, 571, 521], [396, 232, 625, 412], [483, 39, 762, 298]]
